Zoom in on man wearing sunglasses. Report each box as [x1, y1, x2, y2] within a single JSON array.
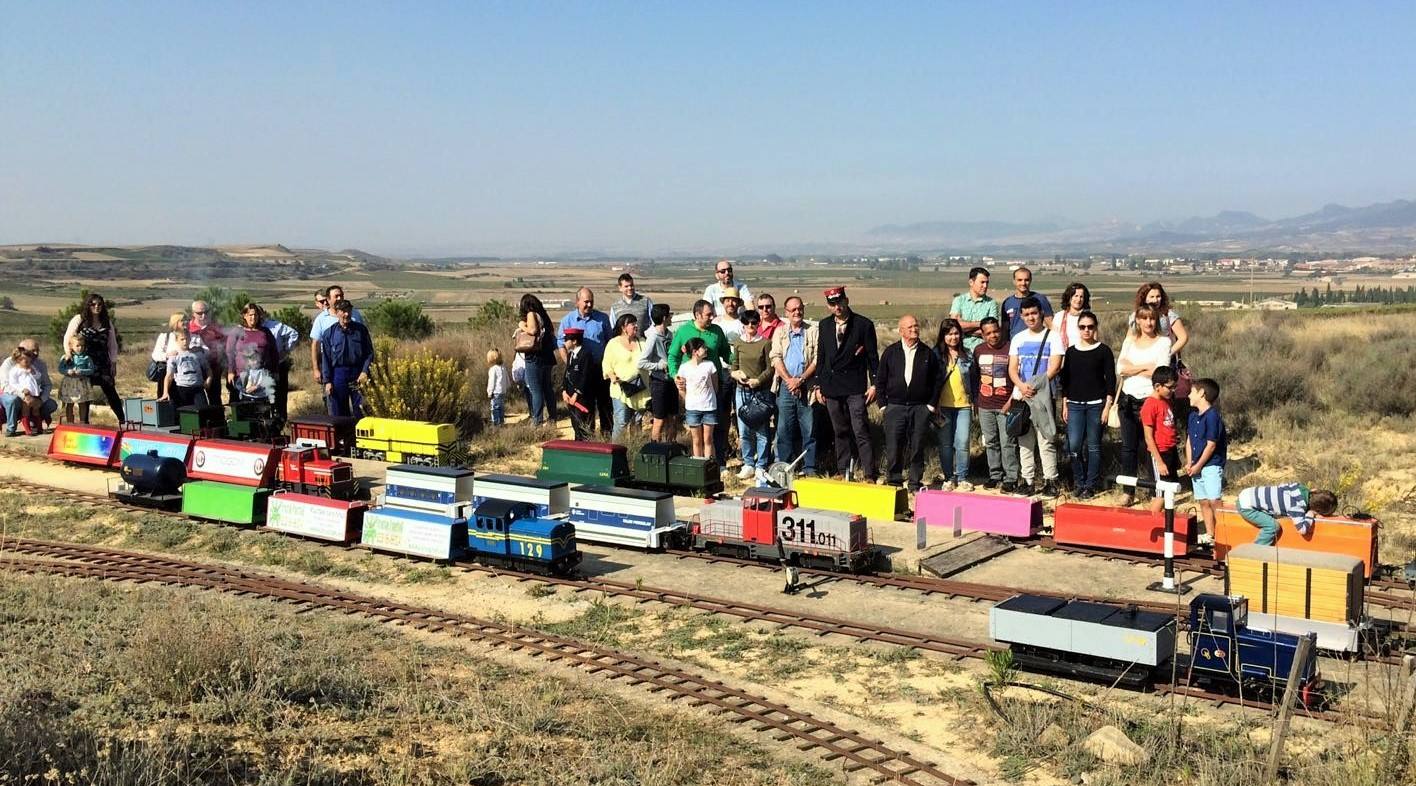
[[309, 284, 364, 412], [702, 261, 753, 318]]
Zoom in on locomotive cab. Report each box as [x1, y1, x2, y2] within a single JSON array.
[[1188, 593, 1320, 701]]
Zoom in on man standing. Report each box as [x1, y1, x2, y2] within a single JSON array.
[[320, 300, 374, 419], [1007, 298, 1064, 496], [557, 287, 614, 435], [702, 260, 753, 317], [877, 315, 942, 492], [970, 318, 1020, 491], [755, 293, 782, 340], [609, 272, 654, 330], [1, 338, 58, 435], [309, 284, 364, 413], [189, 299, 227, 407], [713, 287, 746, 342], [949, 267, 998, 353], [669, 299, 732, 460], [1001, 266, 1054, 339], [259, 305, 300, 424], [771, 296, 818, 477], [814, 287, 878, 482]]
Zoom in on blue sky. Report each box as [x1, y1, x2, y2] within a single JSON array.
[[2, 2, 1413, 254]]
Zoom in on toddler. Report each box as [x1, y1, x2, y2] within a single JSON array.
[[57, 334, 97, 424], [6, 349, 44, 435], [675, 337, 718, 460], [487, 348, 507, 426]]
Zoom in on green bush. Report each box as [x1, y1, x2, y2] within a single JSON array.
[[190, 285, 253, 325], [271, 304, 312, 343], [468, 298, 516, 329], [365, 298, 435, 340]]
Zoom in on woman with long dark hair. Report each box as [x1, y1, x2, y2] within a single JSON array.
[[517, 294, 559, 425], [1128, 282, 1189, 356], [1056, 282, 1092, 350], [63, 292, 123, 422], [932, 317, 973, 489]]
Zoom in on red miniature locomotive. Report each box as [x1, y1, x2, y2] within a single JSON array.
[[275, 444, 359, 500]]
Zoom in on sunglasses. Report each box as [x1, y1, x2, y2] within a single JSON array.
[[717, 267, 732, 273], [1078, 324, 1097, 330], [193, 310, 207, 315], [317, 298, 329, 305]]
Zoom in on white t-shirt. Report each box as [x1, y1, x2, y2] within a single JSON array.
[[1118, 335, 1174, 399], [713, 316, 743, 344], [1054, 311, 1086, 350], [676, 358, 718, 412], [1007, 328, 1064, 382]]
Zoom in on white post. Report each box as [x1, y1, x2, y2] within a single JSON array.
[[1116, 474, 1187, 594]]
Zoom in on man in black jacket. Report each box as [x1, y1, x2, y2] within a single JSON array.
[[813, 287, 879, 481], [877, 314, 943, 492]]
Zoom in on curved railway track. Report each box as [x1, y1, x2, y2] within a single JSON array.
[[0, 541, 971, 786]]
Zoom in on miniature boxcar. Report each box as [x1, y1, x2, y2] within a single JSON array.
[[289, 415, 357, 457], [47, 424, 122, 468], [990, 594, 1177, 688], [384, 465, 476, 516], [472, 473, 570, 517], [182, 480, 272, 525], [141, 398, 178, 428], [360, 505, 467, 560], [265, 491, 366, 543], [177, 404, 226, 438], [791, 475, 908, 522], [187, 439, 281, 487], [469, 499, 581, 575], [567, 484, 682, 549], [1226, 544, 1367, 652], [537, 440, 631, 486], [122, 397, 145, 426], [1052, 503, 1195, 555], [354, 418, 461, 466], [914, 489, 1041, 538], [631, 441, 723, 496], [692, 487, 873, 571], [1214, 508, 1379, 577]]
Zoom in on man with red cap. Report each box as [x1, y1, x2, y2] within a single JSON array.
[[814, 286, 879, 481]]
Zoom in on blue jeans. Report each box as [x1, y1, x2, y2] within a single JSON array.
[[612, 398, 640, 441], [934, 406, 971, 481], [524, 357, 558, 425], [736, 388, 771, 470], [490, 394, 505, 426], [3, 393, 58, 432], [775, 386, 816, 474], [1066, 401, 1104, 492], [1239, 506, 1281, 546]]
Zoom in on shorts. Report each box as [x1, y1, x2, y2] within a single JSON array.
[[649, 377, 679, 419], [1151, 448, 1180, 482], [684, 409, 717, 427], [1192, 464, 1224, 501]]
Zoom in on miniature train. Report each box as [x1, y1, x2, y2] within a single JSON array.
[[990, 593, 1321, 705]]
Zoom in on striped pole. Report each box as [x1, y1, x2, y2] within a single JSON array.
[[1116, 474, 1187, 594]]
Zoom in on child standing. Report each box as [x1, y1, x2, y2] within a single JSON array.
[[1140, 366, 1179, 513], [487, 348, 507, 426], [57, 334, 97, 424], [676, 337, 718, 461], [6, 349, 44, 435], [157, 332, 211, 407], [1185, 377, 1228, 541], [1237, 483, 1338, 545], [561, 328, 600, 440]]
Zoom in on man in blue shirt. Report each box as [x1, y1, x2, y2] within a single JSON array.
[[309, 285, 364, 383], [557, 287, 613, 435], [1001, 266, 1053, 340], [320, 300, 374, 419], [258, 306, 301, 424]]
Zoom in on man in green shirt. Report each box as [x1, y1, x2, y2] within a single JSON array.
[[949, 266, 999, 352], [670, 299, 733, 459]]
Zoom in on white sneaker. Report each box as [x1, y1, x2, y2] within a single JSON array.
[[737, 465, 755, 480], [754, 468, 769, 486], [956, 480, 975, 492]]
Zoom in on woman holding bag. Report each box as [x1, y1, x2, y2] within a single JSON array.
[[1115, 304, 1172, 506], [604, 313, 649, 440], [730, 309, 774, 485], [516, 294, 559, 426]]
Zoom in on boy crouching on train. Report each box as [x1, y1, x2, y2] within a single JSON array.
[[1236, 483, 1338, 545]]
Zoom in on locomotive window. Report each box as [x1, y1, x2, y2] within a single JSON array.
[[1212, 611, 1230, 631]]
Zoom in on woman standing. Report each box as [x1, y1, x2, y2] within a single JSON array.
[[730, 310, 774, 484], [638, 303, 677, 442], [517, 294, 559, 426], [63, 292, 123, 422], [1128, 282, 1189, 357], [148, 313, 188, 398], [604, 313, 649, 440], [1115, 304, 1173, 506], [932, 318, 973, 489], [1058, 310, 1115, 499], [1055, 282, 1092, 351], [225, 303, 280, 402]]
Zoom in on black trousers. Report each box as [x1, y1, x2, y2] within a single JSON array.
[[883, 403, 932, 490], [824, 393, 875, 480], [274, 358, 291, 423], [594, 377, 613, 436], [91, 372, 123, 421], [205, 363, 225, 408]]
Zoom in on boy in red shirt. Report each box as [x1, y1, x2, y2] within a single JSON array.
[[1141, 366, 1179, 514]]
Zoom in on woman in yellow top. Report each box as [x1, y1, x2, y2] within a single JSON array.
[[933, 318, 973, 490], [604, 313, 650, 441]]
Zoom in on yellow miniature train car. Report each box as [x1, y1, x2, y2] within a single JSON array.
[[791, 475, 909, 522], [353, 417, 462, 467]]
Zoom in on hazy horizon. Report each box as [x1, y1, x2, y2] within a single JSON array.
[[3, 3, 1415, 256]]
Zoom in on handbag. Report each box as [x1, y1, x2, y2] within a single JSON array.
[[1005, 403, 1032, 438], [514, 326, 541, 354], [737, 389, 775, 429], [1172, 356, 1194, 399], [618, 375, 647, 397], [145, 359, 166, 383]]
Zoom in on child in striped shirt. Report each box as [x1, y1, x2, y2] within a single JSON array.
[[1236, 483, 1337, 545]]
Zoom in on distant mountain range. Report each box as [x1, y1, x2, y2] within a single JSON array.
[[866, 199, 1416, 254]]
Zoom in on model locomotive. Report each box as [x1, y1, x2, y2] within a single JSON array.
[[693, 488, 875, 572]]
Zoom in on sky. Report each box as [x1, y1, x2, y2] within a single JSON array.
[[2, 2, 1415, 255]]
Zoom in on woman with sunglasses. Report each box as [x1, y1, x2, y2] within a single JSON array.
[[62, 292, 124, 422], [1057, 310, 1115, 499]]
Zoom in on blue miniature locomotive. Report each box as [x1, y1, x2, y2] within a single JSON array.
[[470, 499, 582, 576]]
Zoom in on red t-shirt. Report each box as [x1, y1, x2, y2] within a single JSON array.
[[1140, 396, 1177, 451]]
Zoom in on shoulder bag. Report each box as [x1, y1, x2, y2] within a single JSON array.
[[737, 388, 775, 429], [1005, 330, 1050, 438], [514, 316, 543, 354]]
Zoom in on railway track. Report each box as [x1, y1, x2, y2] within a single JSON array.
[[0, 541, 972, 786], [0, 481, 1388, 724]]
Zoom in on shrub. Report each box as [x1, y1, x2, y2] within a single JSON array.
[[469, 298, 516, 329], [361, 340, 473, 432], [365, 298, 435, 340], [190, 285, 253, 325], [271, 304, 312, 343]]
